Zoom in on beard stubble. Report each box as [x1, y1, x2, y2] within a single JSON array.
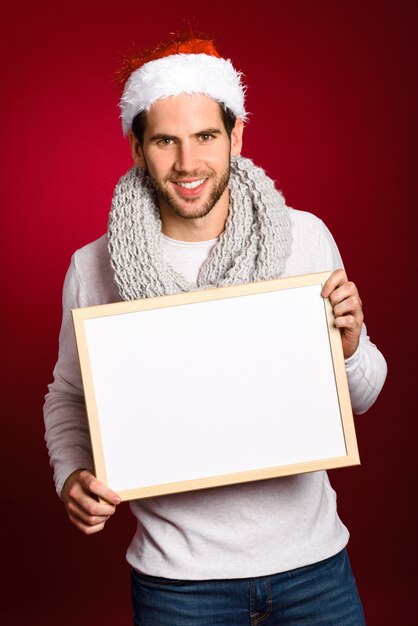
[[147, 166, 231, 220]]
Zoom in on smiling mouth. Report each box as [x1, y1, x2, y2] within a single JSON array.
[[175, 178, 207, 189]]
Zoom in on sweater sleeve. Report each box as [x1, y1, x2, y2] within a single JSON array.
[[319, 221, 387, 414], [43, 255, 94, 497]]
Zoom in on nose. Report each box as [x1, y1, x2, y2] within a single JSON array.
[[173, 141, 198, 173]]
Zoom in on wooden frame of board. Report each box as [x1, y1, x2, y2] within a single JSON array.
[[72, 271, 359, 501]]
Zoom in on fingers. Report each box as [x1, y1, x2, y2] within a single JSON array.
[[332, 294, 363, 321], [321, 269, 364, 359], [78, 470, 121, 506], [62, 470, 121, 535], [321, 268, 348, 298], [66, 498, 109, 535]]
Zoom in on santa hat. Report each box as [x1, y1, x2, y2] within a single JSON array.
[[119, 37, 248, 135]]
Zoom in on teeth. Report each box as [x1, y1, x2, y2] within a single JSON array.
[[176, 178, 206, 189]]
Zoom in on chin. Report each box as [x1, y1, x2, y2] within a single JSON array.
[[171, 203, 215, 220]]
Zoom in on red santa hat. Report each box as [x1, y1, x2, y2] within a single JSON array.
[[119, 37, 248, 135]]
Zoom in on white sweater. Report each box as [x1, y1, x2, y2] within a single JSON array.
[[44, 208, 387, 579]]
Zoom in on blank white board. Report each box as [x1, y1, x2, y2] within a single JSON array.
[[72, 272, 359, 501]]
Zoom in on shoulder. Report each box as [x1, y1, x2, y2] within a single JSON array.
[[74, 232, 108, 258], [289, 207, 328, 235], [73, 234, 110, 270], [70, 234, 120, 305], [284, 208, 344, 275]]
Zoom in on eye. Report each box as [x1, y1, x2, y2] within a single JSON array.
[[199, 133, 213, 142], [157, 137, 174, 146]]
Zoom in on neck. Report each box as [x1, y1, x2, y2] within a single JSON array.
[[160, 215, 226, 242]]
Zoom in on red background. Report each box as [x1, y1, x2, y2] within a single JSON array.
[[1, 1, 417, 624]]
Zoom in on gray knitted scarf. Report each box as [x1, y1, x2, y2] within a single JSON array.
[[108, 156, 293, 300]]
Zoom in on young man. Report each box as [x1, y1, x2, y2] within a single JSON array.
[[44, 37, 387, 625]]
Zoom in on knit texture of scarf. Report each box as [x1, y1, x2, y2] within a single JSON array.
[[108, 156, 293, 300]]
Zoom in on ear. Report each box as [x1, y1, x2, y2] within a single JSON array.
[[128, 130, 146, 168], [230, 118, 244, 157]]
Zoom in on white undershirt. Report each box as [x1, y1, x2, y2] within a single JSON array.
[[161, 234, 218, 285]]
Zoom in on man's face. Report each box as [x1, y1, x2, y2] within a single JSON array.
[[129, 93, 243, 224]]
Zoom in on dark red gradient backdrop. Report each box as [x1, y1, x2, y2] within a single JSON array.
[[1, 2, 416, 624]]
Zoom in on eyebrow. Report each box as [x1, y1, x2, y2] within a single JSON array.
[[148, 128, 223, 142]]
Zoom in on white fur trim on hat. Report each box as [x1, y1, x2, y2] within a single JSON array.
[[120, 53, 248, 135]]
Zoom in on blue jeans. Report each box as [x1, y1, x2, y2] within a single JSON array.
[[131, 548, 366, 625]]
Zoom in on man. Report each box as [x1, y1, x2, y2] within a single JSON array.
[[44, 36, 387, 625]]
